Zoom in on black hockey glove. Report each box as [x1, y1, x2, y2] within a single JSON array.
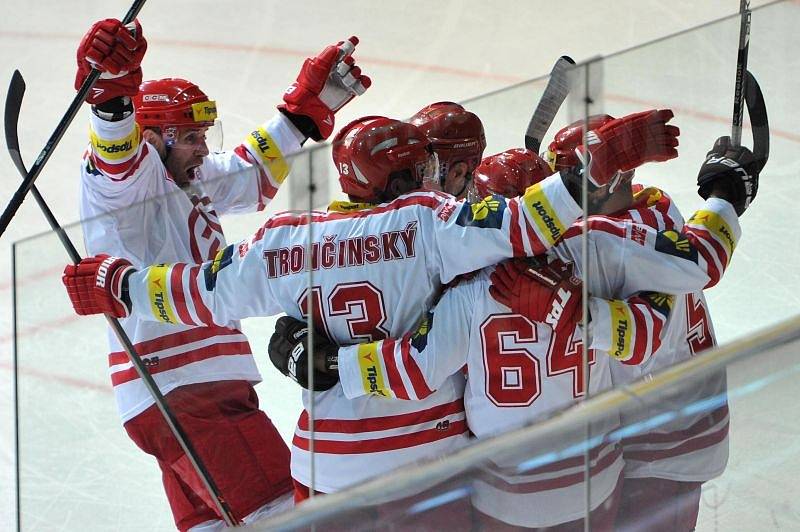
[[697, 136, 762, 216], [268, 316, 340, 391]]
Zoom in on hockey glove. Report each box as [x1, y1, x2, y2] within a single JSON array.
[[574, 109, 679, 190], [62, 255, 135, 318], [268, 316, 340, 391], [697, 136, 761, 216], [279, 36, 372, 141], [489, 257, 583, 333], [75, 18, 147, 104]]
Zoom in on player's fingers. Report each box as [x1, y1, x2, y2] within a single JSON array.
[[337, 36, 358, 60], [336, 57, 353, 78], [315, 44, 340, 69], [488, 285, 511, 307], [352, 75, 371, 95], [341, 66, 362, 88]]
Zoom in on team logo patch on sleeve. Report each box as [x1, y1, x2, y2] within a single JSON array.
[[410, 312, 434, 352], [455, 194, 506, 229], [655, 230, 698, 262], [246, 126, 289, 184], [641, 291, 674, 319], [203, 245, 235, 291], [147, 265, 177, 324], [357, 343, 388, 397]]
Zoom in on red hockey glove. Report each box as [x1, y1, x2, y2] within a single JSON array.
[[279, 36, 372, 141], [576, 109, 679, 189], [489, 257, 582, 333], [75, 19, 147, 104], [62, 255, 135, 318]]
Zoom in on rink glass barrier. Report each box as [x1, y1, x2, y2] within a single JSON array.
[[13, 0, 800, 529]]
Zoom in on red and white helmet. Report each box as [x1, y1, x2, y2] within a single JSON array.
[[408, 102, 486, 190], [544, 114, 615, 172], [332, 116, 437, 203], [472, 149, 553, 199], [133, 78, 217, 129]]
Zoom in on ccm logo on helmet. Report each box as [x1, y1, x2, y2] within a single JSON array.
[[142, 94, 170, 102]]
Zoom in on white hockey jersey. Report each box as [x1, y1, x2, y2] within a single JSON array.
[[335, 186, 739, 526], [81, 109, 302, 422], [122, 176, 585, 492]]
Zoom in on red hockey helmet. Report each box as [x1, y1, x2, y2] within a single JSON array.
[[472, 149, 553, 199], [408, 102, 486, 188], [544, 114, 615, 172], [133, 78, 218, 129], [333, 116, 437, 203]]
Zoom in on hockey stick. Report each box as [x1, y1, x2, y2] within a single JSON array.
[[744, 70, 769, 170], [0, 0, 147, 240], [524, 55, 575, 153], [731, 0, 751, 147], [4, 38, 239, 532]]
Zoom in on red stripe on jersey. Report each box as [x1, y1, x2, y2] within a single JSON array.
[[685, 225, 728, 270], [188, 265, 215, 326], [563, 219, 626, 240], [234, 145, 279, 209], [683, 232, 722, 287], [169, 264, 197, 326], [107, 325, 245, 366], [110, 341, 252, 386], [623, 405, 729, 446], [402, 339, 435, 400], [265, 195, 443, 229], [508, 201, 525, 257], [483, 446, 622, 494], [490, 438, 611, 476], [381, 339, 410, 400], [626, 304, 649, 365], [296, 398, 464, 433], [292, 419, 467, 454], [637, 206, 659, 230], [90, 144, 149, 182], [623, 421, 729, 462], [652, 197, 677, 230]]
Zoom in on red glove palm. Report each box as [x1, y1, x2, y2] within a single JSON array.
[[75, 19, 147, 104], [279, 36, 371, 141], [577, 109, 679, 188], [62, 255, 135, 318], [489, 258, 582, 333]]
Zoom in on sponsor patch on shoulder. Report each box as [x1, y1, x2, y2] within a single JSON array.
[[655, 230, 698, 262]]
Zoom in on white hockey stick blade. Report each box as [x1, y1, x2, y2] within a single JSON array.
[[525, 55, 575, 153]]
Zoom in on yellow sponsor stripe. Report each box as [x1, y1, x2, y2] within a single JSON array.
[[246, 126, 289, 184], [147, 265, 178, 324], [608, 300, 633, 362], [521, 183, 567, 246], [687, 209, 737, 261], [89, 124, 140, 162], [357, 343, 389, 397]]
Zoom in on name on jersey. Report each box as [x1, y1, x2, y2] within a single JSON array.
[[262, 222, 417, 278]]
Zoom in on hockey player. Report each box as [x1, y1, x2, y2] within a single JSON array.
[[61, 109, 679, 509], [541, 118, 761, 532], [70, 18, 371, 531], [265, 117, 760, 529], [408, 101, 487, 198]]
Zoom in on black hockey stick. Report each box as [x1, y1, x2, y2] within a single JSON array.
[[4, 26, 238, 532], [0, 0, 147, 240], [524, 55, 575, 153], [731, 0, 751, 147], [744, 70, 769, 170]]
